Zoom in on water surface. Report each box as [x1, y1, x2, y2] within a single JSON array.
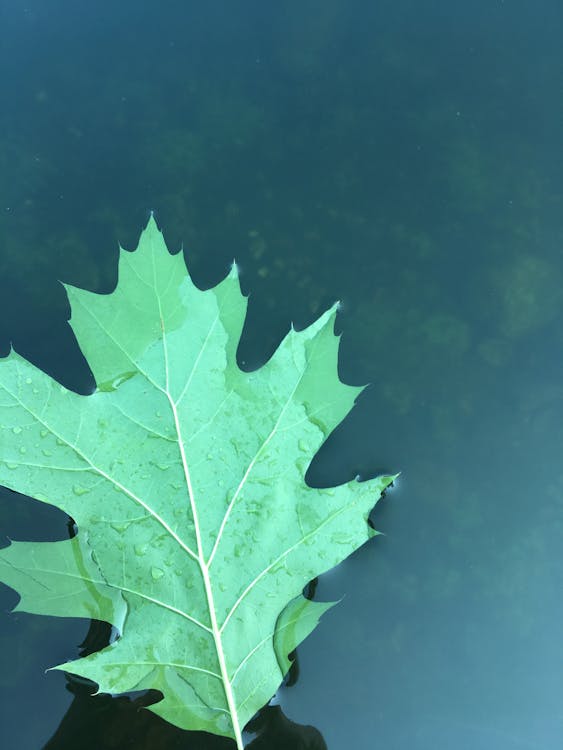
[[0, 1, 561, 748]]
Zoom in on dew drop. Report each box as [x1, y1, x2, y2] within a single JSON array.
[[298, 439, 309, 452], [19, 447, 27, 454], [73, 484, 89, 496], [218, 715, 229, 733], [6, 463, 17, 470], [151, 567, 164, 580], [40, 429, 48, 438], [25, 377, 32, 385], [134, 544, 147, 557], [12, 427, 22, 435], [295, 457, 308, 473]]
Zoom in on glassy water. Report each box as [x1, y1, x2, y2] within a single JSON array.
[[0, 1, 562, 748]]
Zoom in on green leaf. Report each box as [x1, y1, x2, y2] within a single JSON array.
[[0, 217, 394, 748]]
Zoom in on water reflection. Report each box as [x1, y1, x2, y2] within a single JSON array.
[[246, 704, 326, 749], [43, 678, 326, 749], [42, 618, 326, 749]]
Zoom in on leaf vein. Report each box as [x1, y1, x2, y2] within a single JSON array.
[[0, 380, 199, 563]]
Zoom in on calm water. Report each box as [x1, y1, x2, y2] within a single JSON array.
[[1, 1, 562, 748]]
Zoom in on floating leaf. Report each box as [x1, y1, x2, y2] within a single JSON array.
[[0, 218, 393, 747]]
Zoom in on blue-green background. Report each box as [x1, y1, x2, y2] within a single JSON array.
[[0, 1, 561, 748]]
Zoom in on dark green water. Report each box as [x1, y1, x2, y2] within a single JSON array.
[[1, 1, 562, 748]]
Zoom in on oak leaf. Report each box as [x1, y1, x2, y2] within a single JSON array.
[[0, 218, 392, 747]]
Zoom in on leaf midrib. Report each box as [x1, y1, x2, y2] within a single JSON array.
[[151, 242, 245, 748]]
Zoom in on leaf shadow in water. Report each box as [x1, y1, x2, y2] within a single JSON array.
[[42, 617, 327, 750]]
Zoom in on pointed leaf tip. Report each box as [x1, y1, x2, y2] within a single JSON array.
[[141, 212, 164, 243], [146, 211, 159, 229]]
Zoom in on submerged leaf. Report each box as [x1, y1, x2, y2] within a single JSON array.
[[0, 218, 393, 747]]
